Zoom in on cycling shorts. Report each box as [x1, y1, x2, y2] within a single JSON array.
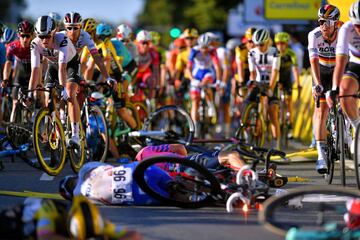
[[124, 59, 138, 79], [44, 54, 81, 85], [313, 65, 333, 100], [246, 83, 279, 105], [278, 80, 292, 95], [12, 62, 31, 100], [344, 62, 360, 89], [192, 68, 215, 82]]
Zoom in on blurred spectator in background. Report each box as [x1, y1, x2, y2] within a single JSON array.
[[290, 32, 304, 74]]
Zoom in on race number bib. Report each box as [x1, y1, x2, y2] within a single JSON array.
[[112, 166, 133, 204]]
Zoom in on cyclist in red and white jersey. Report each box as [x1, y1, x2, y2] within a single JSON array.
[[308, 4, 340, 173], [327, 1, 360, 150], [2, 21, 34, 122], [247, 28, 281, 148], [28, 15, 81, 147]]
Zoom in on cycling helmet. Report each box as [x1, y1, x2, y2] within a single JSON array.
[[116, 23, 132, 40], [68, 196, 104, 240], [274, 32, 290, 43], [318, 4, 340, 21], [350, 1, 360, 25], [345, 198, 360, 230], [35, 15, 56, 37], [252, 28, 270, 45], [206, 32, 220, 43], [48, 12, 62, 26], [197, 33, 211, 48], [245, 27, 257, 41], [173, 37, 186, 48], [96, 23, 113, 37], [64, 12, 82, 26], [183, 28, 199, 38], [82, 18, 97, 34], [150, 31, 161, 45], [226, 38, 241, 51], [59, 175, 78, 200], [136, 30, 152, 42], [2, 28, 17, 44], [17, 20, 34, 34]]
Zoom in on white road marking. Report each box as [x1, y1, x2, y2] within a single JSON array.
[[40, 173, 55, 181]]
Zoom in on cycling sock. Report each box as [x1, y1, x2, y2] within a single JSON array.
[[60, 109, 65, 124], [71, 122, 79, 138], [349, 117, 360, 130], [316, 141, 326, 160]]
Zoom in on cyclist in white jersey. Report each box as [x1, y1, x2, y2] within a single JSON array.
[[247, 28, 281, 148], [28, 15, 81, 147], [327, 1, 360, 137], [62, 12, 111, 82], [308, 4, 340, 174]]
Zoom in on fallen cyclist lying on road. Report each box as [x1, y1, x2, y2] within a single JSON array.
[[0, 195, 141, 240], [59, 144, 287, 206]]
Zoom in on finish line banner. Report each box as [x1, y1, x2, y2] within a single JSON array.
[[265, 0, 322, 20]]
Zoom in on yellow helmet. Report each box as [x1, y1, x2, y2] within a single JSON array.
[[82, 18, 97, 34], [68, 196, 104, 240], [245, 27, 257, 41], [274, 32, 290, 44], [183, 28, 199, 38], [149, 31, 161, 45]]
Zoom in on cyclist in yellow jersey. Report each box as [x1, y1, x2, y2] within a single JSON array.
[[174, 28, 198, 92], [0, 196, 141, 240], [274, 32, 301, 138]]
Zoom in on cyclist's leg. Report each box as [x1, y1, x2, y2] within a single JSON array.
[[10, 86, 19, 123], [340, 64, 360, 129], [267, 94, 280, 148], [217, 150, 245, 169], [66, 56, 82, 145]]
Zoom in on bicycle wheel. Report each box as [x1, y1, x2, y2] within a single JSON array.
[[354, 122, 360, 189], [82, 105, 109, 163], [143, 105, 195, 145], [237, 102, 265, 147], [33, 108, 66, 175], [337, 113, 346, 186], [324, 135, 335, 184], [259, 186, 360, 237], [133, 156, 221, 208], [66, 118, 86, 173], [133, 101, 148, 126], [1, 96, 11, 123]]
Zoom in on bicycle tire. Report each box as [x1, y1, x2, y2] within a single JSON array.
[[237, 102, 265, 147], [33, 108, 66, 176], [1, 96, 11, 123], [133, 101, 148, 126], [259, 185, 360, 237], [82, 105, 109, 163], [133, 156, 221, 208], [337, 113, 346, 186], [324, 134, 335, 184], [354, 123, 360, 189], [143, 105, 195, 145], [67, 118, 86, 173]]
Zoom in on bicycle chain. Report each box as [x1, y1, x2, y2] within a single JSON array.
[[5, 123, 32, 148]]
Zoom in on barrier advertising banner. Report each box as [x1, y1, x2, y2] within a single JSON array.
[[265, 0, 322, 20]]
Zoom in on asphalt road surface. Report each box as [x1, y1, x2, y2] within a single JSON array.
[[0, 142, 358, 240]]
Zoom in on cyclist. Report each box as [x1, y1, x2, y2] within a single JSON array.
[[274, 31, 301, 139], [308, 4, 340, 173], [28, 15, 81, 148], [116, 24, 139, 64], [150, 31, 166, 103], [0, 196, 141, 239], [2, 21, 34, 122], [135, 30, 160, 105], [186, 33, 221, 137], [2, 27, 17, 45], [344, 198, 360, 230], [247, 28, 281, 148], [59, 144, 247, 205]]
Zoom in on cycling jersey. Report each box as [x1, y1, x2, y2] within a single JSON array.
[[188, 46, 219, 82], [125, 41, 139, 64], [137, 47, 160, 72], [0, 42, 6, 67], [60, 29, 97, 55], [248, 47, 280, 83], [308, 27, 337, 68], [96, 38, 123, 79], [6, 40, 31, 64], [235, 45, 250, 81], [111, 38, 132, 67], [216, 46, 230, 71], [73, 161, 172, 205], [336, 21, 360, 64], [30, 32, 77, 67], [175, 48, 191, 79]]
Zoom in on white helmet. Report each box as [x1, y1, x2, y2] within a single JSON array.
[[252, 28, 270, 45], [206, 32, 220, 43], [117, 24, 132, 40], [136, 30, 151, 42], [197, 33, 211, 48], [350, 0, 360, 25], [35, 15, 56, 36]]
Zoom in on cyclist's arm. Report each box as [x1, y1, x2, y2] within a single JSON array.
[[80, 46, 90, 76], [92, 52, 109, 81], [2, 60, 12, 82], [211, 50, 221, 81], [270, 52, 280, 90], [235, 47, 245, 84], [332, 25, 350, 89], [289, 50, 301, 87], [308, 32, 321, 86], [248, 51, 256, 80]]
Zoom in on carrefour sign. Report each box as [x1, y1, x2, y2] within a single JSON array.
[[265, 0, 322, 20]]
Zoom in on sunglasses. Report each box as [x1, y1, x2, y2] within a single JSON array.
[[318, 19, 336, 27], [276, 42, 287, 45], [66, 26, 80, 31], [247, 40, 254, 44], [256, 43, 265, 47], [354, 24, 360, 29], [185, 37, 195, 40], [38, 35, 52, 40], [141, 41, 149, 45], [20, 34, 31, 38]]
